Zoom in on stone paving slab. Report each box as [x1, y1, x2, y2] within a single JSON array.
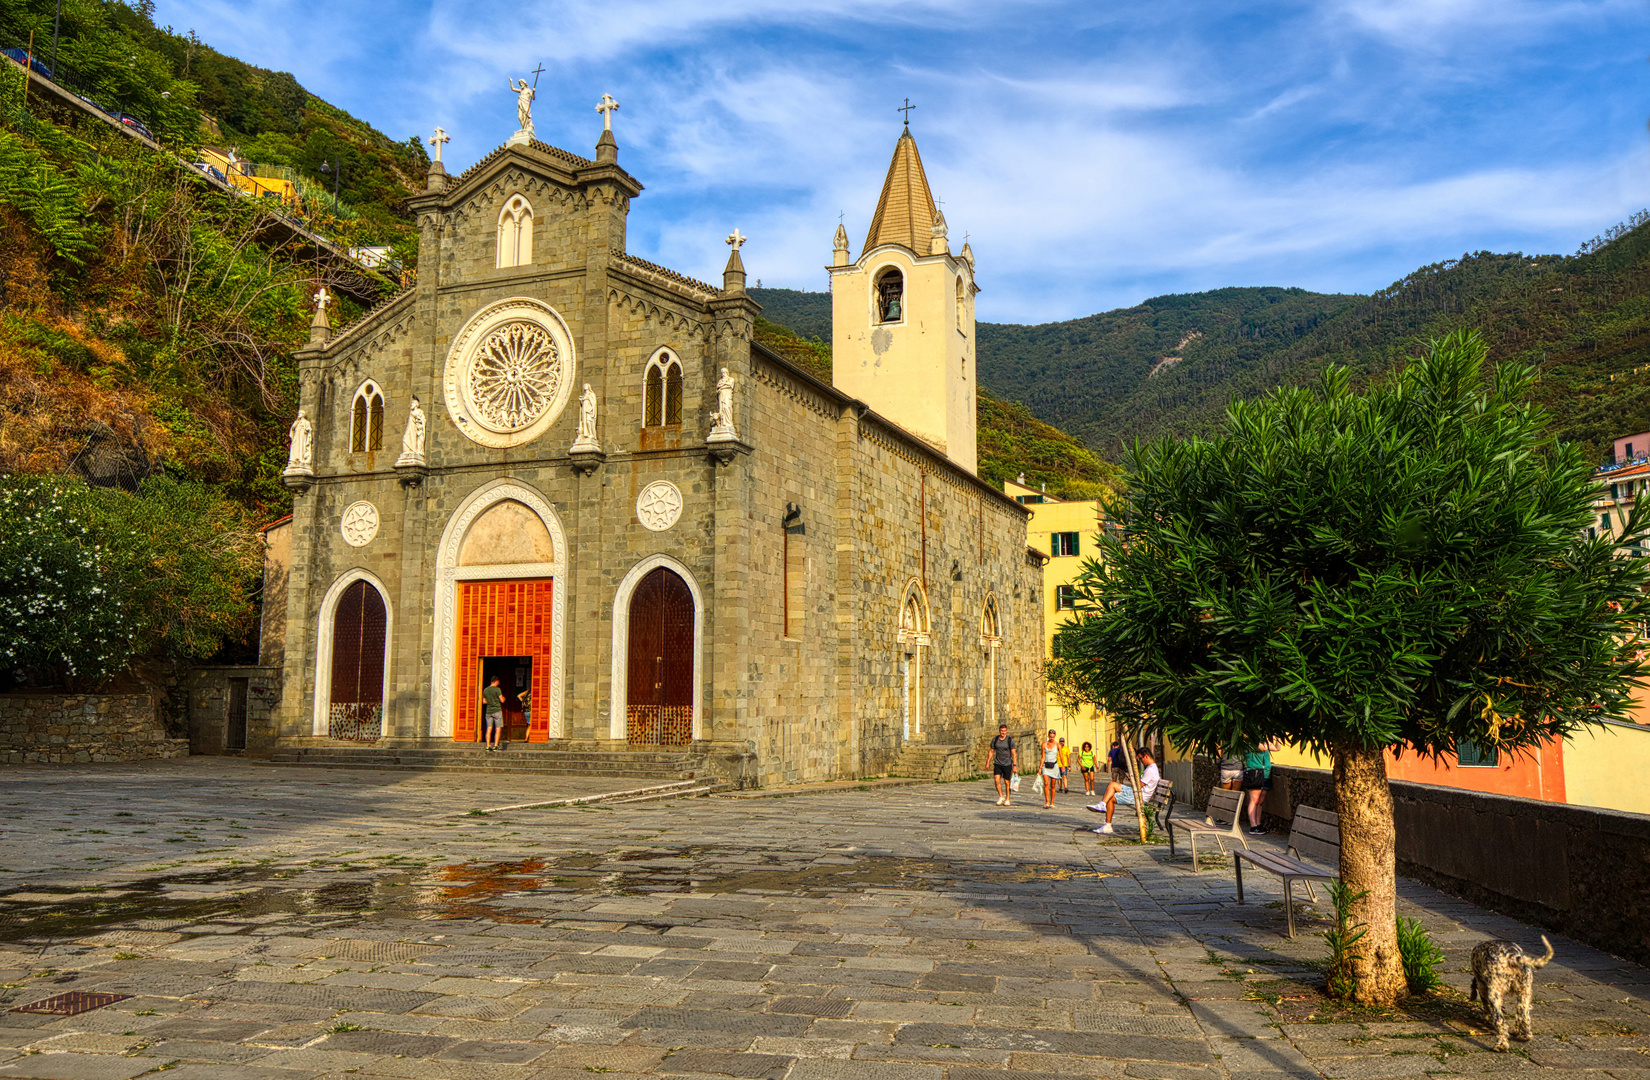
[[0, 761, 1647, 1079]]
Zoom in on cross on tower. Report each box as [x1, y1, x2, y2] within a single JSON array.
[[897, 97, 915, 127], [428, 126, 449, 163], [596, 93, 620, 131], [726, 228, 746, 251], [312, 285, 331, 312]]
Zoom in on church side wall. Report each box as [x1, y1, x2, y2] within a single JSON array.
[[741, 359, 849, 786], [848, 420, 1042, 776]]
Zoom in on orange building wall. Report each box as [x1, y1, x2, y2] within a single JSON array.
[[1382, 740, 1566, 802]]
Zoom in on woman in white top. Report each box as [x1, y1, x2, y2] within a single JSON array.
[[1040, 729, 1061, 808]]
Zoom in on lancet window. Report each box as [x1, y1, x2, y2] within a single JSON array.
[[643, 350, 684, 427], [350, 381, 384, 452], [496, 194, 534, 268]]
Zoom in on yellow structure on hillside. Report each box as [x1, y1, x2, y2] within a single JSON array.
[[196, 147, 299, 206], [831, 126, 978, 474], [1004, 476, 1118, 752]]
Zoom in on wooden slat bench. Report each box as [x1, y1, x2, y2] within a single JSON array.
[[1233, 804, 1340, 938], [1166, 785, 1248, 871]]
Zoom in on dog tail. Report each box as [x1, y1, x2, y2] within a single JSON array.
[[1527, 935, 1554, 969]]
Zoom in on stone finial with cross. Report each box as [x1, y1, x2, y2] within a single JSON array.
[[898, 97, 915, 127], [313, 285, 332, 312], [726, 228, 746, 251], [596, 93, 620, 131], [428, 127, 450, 163]]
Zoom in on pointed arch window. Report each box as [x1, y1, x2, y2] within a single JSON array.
[[643, 350, 683, 427], [876, 268, 904, 324], [496, 194, 533, 268], [350, 381, 384, 452]]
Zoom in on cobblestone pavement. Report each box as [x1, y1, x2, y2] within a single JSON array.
[[0, 761, 1645, 1080]]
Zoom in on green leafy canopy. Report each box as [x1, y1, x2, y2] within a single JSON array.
[[1052, 330, 1650, 760]]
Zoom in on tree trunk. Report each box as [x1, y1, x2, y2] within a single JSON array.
[[1330, 743, 1408, 1005], [1121, 733, 1146, 842]]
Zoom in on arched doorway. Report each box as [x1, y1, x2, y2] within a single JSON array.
[[626, 567, 695, 746], [329, 579, 387, 741], [896, 584, 930, 741]]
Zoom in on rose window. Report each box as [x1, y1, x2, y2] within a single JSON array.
[[467, 321, 563, 432]]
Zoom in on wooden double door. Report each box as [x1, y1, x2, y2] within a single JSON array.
[[627, 567, 694, 746]]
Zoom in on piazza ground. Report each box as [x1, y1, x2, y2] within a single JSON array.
[[0, 760, 1644, 1080]]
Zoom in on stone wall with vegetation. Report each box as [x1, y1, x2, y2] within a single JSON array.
[[1266, 763, 1650, 968], [0, 694, 188, 764]]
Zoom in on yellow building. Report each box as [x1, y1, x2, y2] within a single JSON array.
[[1004, 476, 1118, 757], [830, 125, 978, 474]]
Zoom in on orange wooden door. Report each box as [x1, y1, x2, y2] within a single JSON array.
[[455, 579, 554, 743]]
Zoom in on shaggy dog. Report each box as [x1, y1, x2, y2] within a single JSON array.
[[1469, 935, 1553, 1051]]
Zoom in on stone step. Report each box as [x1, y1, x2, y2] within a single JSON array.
[[261, 745, 705, 779], [604, 784, 717, 804]]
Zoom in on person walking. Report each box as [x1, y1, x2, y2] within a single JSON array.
[[1087, 747, 1159, 834], [1040, 729, 1061, 808], [481, 675, 505, 751], [1077, 741, 1097, 795], [1107, 739, 1128, 786], [988, 724, 1017, 806], [1242, 741, 1280, 834], [1056, 738, 1071, 793]]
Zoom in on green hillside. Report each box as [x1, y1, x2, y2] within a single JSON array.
[[757, 220, 1650, 464]]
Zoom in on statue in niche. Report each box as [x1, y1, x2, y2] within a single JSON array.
[[570, 382, 601, 452], [708, 367, 738, 442], [396, 396, 427, 467], [284, 408, 313, 475]]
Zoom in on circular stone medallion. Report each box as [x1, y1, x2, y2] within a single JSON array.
[[443, 297, 576, 448], [636, 481, 683, 532], [340, 501, 380, 547]]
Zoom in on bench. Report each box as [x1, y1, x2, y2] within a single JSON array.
[[1166, 785, 1248, 871], [1233, 804, 1340, 938]]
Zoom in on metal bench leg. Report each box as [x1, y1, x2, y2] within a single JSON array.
[[1301, 879, 1318, 904], [1284, 877, 1296, 938], [1234, 857, 1244, 904], [1168, 826, 1176, 858], [1189, 833, 1200, 873]]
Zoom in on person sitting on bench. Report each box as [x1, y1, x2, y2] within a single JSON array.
[[1087, 747, 1158, 834]]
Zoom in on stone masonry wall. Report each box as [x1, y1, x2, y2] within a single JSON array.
[[187, 667, 280, 754], [1266, 763, 1650, 968], [0, 694, 188, 764]]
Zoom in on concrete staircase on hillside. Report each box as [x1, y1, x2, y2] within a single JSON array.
[[888, 742, 972, 782], [264, 744, 710, 781]]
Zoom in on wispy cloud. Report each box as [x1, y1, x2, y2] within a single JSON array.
[[153, 0, 1650, 323]]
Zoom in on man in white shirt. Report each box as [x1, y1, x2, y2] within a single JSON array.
[[1087, 747, 1159, 834]]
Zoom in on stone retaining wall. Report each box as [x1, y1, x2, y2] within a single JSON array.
[[0, 693, 189, 764], [1262, 762, 1650, 967]]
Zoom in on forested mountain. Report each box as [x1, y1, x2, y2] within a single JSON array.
[[755, 219, 1650, 464]]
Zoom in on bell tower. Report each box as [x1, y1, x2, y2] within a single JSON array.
[[830, 123, 977, 473]]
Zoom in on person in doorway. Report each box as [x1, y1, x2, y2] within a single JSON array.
[[988, 724, 1017, 806], [1057, 738, 1071, 793], [1242, 741, 1280, 834], [1107, 739, 1128, 786], [1041, 729, 1061, 808], [1078, 741, 1097, 795], [1087, 747, 1159, 834], [482, 675, 505, 751]]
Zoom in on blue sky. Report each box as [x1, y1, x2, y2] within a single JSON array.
[[157, 0, 1650, 324]]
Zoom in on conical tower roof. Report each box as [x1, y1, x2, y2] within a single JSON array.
[[863, 128, 939, 255]]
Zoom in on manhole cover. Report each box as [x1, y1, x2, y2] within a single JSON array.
[[11, 991, 132, 1016]]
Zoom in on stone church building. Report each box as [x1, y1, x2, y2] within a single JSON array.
[[259, 106, 1044, 786]]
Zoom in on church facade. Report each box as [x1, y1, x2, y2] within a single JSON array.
[[262, 108, 1044, 786]]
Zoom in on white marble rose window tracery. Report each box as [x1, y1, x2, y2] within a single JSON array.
[[496, 194, 534, 269], [643, 350, 683, 427], [350, 381, 385, 452]]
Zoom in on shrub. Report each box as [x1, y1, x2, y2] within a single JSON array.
[[1397, 915, 1446, 993], [1323, 879, 1370, 1001]]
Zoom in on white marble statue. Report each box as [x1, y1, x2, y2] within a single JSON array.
[[284, 408, 314, 475], [396, 396, 427, 467], [570, 382, 601, 452], [509, 77, 536, 136], [708, 367, 737, 441]]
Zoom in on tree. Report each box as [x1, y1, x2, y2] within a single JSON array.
[[1051, 331, 1650, 1004]]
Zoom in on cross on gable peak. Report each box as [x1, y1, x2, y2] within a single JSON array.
[[726, 228, 746, 251]]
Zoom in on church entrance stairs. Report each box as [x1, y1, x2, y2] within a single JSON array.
[[263, 743, 714, 781], [888, 742, 971, 782]]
